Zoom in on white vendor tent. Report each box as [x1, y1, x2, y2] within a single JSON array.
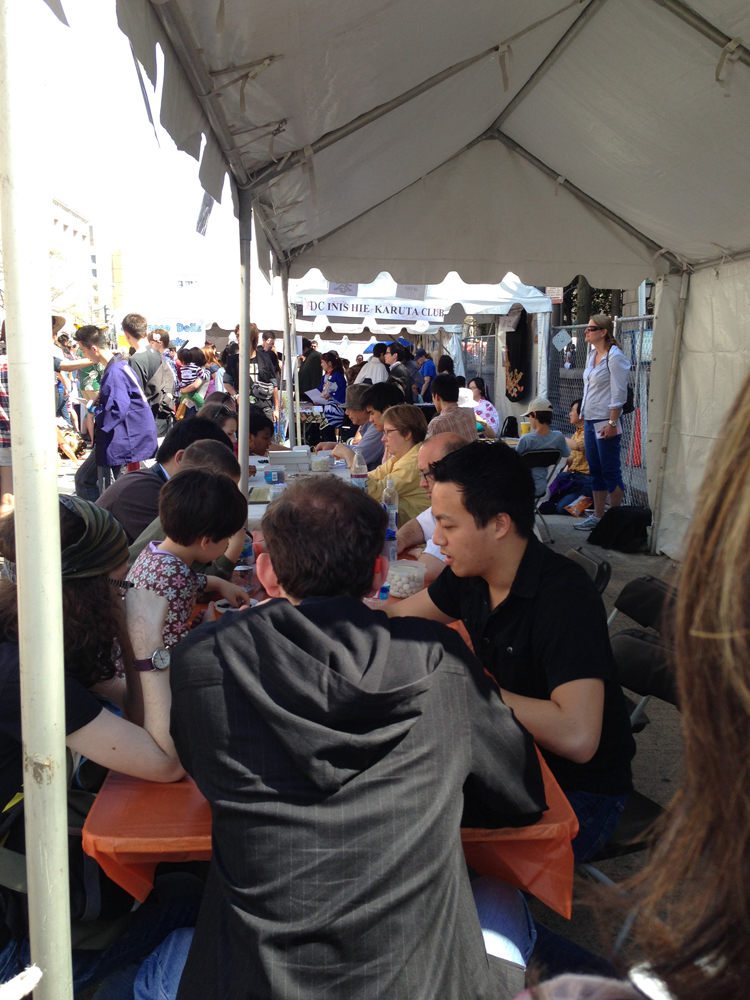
[[104, 0, 750, 559], [4, 1, 750, 990]]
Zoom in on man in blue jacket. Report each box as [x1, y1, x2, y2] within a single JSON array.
[[74, 325, 157, 497]]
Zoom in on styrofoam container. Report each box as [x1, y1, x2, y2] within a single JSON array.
[[386, 560, 427, 599]]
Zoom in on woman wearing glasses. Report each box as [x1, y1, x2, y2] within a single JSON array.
[[575, 315, 631, 533], [366, 404, 430, 526]]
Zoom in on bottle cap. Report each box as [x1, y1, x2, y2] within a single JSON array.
[[386, 478, 394, 486]]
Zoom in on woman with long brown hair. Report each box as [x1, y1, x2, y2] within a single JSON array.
[[0, 497, 201, 993], [532, 367, 750, 999]]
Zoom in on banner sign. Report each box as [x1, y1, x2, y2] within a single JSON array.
[[303, 297, 448, 320]]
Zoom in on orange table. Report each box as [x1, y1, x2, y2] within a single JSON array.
[[83, 752, 576, 918]]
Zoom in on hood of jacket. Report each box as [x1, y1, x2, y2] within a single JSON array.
[[214, 596, 446, 794]]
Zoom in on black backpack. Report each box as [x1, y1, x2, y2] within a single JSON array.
[[587, 506, 652, 553], [146, 357, 176, 418], [500, 415, 519, 438]]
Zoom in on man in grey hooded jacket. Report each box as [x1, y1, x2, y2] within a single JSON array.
[[170, 475, 546, 1000]]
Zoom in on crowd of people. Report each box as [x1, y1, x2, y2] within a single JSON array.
[[0, 307, 739, 1000]]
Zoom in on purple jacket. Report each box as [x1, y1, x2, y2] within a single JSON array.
[[96, 356, 157, 467]]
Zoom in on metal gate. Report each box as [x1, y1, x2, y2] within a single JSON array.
[[546, 316, 653, 506]]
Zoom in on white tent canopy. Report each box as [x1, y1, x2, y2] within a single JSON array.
[[109, 0, 750, 559]]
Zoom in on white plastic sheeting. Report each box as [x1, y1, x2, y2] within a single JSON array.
[[111, 0, 750, 555], [288, 142, 664, 286], [115, 0, 750, 277], [650, 259, 750, 559]]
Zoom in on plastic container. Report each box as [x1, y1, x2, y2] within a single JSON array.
[[311, 453, 332, 473], [386, 560, 427, 599], [264, 467, 286, 484]]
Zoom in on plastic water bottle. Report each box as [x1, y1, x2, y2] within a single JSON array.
[[382, 478, 399, 565], [351, 448, 368, 490]]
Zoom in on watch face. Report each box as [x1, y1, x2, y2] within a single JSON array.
[[152, 648, 171, 671]]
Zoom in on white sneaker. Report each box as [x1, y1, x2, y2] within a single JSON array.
[[574, 514, 601, 531]]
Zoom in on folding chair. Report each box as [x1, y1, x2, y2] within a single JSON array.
[[564, 546, 611, 595], [579, 577, 679, 888], [519, 449, 562, 544]]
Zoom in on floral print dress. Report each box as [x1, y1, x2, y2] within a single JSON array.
[[127, 542, 207, 648], [473, 398, 500, 434]]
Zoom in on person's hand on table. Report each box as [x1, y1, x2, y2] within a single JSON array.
[[314, 442, 336, 453], [331, 443, 354, 466], [205, 576, 252, 608], [125, 589, 169, 659]]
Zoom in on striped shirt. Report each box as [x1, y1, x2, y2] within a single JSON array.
[[426, 403, 478, 441]]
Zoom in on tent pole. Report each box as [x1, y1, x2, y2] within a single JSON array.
[[238, 188, 252, 495], [0, 1, 72, 996], [291, 309, 302, 446], [489, 0, 610, 131], [281, 269, 297, 447], [649, 0, 750, 68], [650, 270, 690, 555]]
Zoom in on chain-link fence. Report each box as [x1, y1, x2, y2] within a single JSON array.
[[461, 335, 497, 404], [546, 316, 653, 506]]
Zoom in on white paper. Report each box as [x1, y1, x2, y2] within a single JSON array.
[[305, 389, 327, 404]]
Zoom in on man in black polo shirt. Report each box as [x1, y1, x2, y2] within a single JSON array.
[[386, 441, 635, 864]]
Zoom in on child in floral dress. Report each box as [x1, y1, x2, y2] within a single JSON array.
[[127, 469, 250, 647]]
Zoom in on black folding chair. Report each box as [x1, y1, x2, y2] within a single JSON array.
[[579, 576, 679, 888], [564, 546, 611, 595], [519, 448, 562, 544]]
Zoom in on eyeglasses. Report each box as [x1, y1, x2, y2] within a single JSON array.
[[585, 326, 601, 332], [382, 428, 400, 436], [419, 471, 435, 483]]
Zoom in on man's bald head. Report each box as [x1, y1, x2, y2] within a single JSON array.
[[418, 433, 468, 494]]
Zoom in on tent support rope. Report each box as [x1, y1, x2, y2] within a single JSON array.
[[650, 0, 750, 69]]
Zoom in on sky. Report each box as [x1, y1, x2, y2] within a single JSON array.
[[34, 0, 282, 329]]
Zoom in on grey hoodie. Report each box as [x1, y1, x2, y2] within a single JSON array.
[[171, 596, 545, 1000]]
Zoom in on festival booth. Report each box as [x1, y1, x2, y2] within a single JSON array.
[[3, 1, 750, 990], [290, 269, 552, 407]]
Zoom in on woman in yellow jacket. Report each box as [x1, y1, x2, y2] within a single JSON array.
[[367, 404, 430, 526]]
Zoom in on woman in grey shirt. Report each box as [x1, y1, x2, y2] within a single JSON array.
[[575, 315, 630, 532]]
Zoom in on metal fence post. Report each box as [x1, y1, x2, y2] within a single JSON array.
[[0, 1, 73, 996]]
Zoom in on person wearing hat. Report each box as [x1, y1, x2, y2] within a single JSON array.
[[0, 496, 203, 993], [514, 397, 570, 497], [314, 383, 384, 470]]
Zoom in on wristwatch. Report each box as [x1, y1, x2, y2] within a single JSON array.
[[608, 419, 618, 427], [133, 648, 171, 672]]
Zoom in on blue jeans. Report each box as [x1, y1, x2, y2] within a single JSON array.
[[583, 420, 624, 493], [566, 790, 628, 866], [555, 473, 593, 515], [471, 875, 536, 967], [0, 872, 202, 998], [134, 928, 194, 1000]]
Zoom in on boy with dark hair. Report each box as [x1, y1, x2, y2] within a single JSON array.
[[514, 396, 570, 496], [74, 324, 157, 497], [361, 381, 405, 429], [127, 470, 249, 647], [387, 441, 635, 866], [354, 342, 389, 385], [95, 418, 232, 542], [384, 342, 412, 401], [127, 440, 245, 577], [427, 373, 479, 440], [248, 408, 275, 456], [169, 474, 546, 1000]]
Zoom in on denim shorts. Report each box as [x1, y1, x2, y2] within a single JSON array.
[[583, 420, 624, 493]]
